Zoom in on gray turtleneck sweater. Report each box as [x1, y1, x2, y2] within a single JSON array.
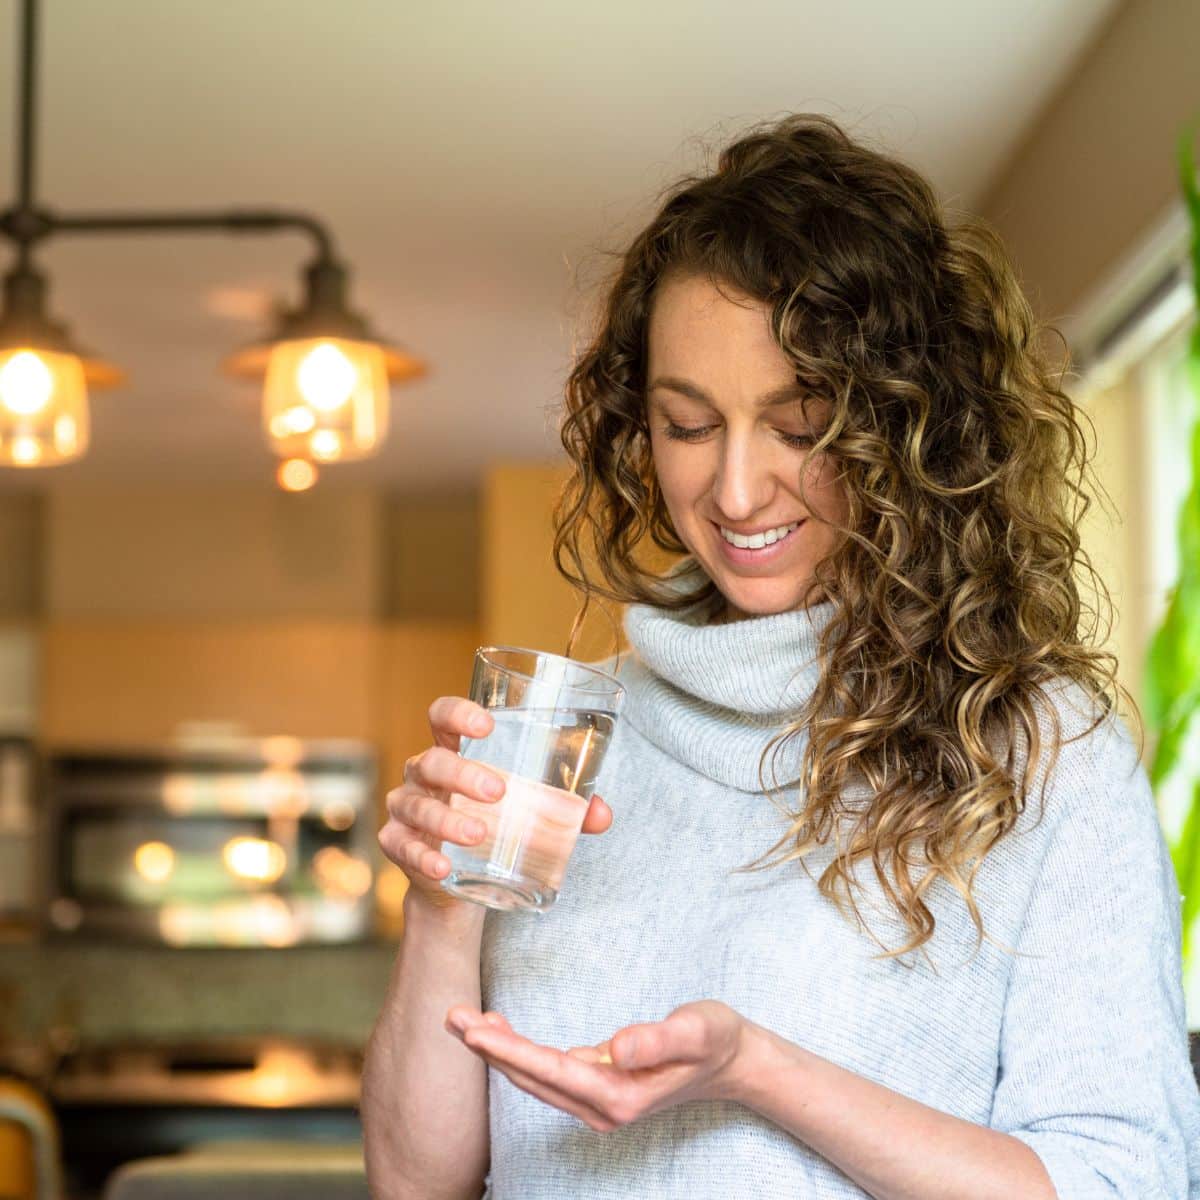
[[477, 594, 1200, 1198]]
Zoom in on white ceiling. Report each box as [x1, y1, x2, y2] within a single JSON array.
[[0, 0, 1121, 493]]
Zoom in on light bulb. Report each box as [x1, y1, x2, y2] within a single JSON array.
[[0, 350, 54, 415], [310, 429, 342, 461], [10, 435, 42, 465], [261, 337, 389, 461], [0, 348, 90, 466], [297, 342, 357, 412]]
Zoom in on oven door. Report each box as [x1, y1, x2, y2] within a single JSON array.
[[45, 742, 377, 946]]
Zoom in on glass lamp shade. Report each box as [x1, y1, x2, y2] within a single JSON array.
[[0, 347, 89, 467], [262, 337, 389, 462]]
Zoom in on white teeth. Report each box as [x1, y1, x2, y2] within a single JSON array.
[[720, 522, 797, 550]]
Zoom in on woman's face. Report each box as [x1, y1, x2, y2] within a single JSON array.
[[646, 273, 848, 618]]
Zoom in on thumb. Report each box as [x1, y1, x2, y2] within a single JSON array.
[[581, 793, 613, 835]]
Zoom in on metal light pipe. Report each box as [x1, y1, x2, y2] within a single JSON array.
[[0, 0, 340, 274]]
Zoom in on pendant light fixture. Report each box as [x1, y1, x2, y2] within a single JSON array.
[[0, 0, 425, 474], [0, 263, 122, 465], [225, 257, 425, 463]]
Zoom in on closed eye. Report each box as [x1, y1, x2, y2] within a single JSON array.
[[661, 423, 820, 449], [662, 422, 714, 442]]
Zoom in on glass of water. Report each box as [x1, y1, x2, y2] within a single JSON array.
[[441, 646, 624, 912]]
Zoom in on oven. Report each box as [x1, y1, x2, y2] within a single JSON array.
[[43, 738, 377, 946]]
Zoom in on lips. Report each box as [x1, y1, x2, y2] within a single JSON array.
[[711, 519, 803, 566]]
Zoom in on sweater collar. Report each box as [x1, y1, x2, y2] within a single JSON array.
[[618, 567, 836, 791]]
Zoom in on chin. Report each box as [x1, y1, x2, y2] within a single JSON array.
[[708, 573, 814, 618]]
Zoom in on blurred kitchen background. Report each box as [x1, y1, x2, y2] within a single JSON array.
[[0, 0, 1196, 1196]]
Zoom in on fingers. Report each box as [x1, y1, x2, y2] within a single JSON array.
[[485, 1057, 616, 1132], [400, 746, 506, 805], [455, 1024, 623, 1133], [569, 1021, 691, 1071], [428, 696, 494, 751], [378, 757, 500, 886], [580, 793, 613, 835], [390, 834, 454, 882], [446, 1008, 509, 1033], [566, 1045, 613, 1065]]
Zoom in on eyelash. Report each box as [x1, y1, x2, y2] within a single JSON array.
[[662, 422, 817, 450]]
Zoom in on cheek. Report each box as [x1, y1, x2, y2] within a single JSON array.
[[800, 456, 849, 522], [650, 438, 704, 517]]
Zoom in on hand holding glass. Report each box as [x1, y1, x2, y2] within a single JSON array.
[[440, 647, 624, 912]]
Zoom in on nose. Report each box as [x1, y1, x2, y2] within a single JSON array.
[[711, 430, 774, 523]]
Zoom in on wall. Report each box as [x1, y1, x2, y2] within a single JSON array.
[[481, 461, 678, 663], [481, 462, 620, 662], [979, 0, 1200, 325], [1076, 373, 1148, 713], [0, 494, 41, 620]]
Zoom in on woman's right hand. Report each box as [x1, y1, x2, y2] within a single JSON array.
[[380, 696, 614, 920]]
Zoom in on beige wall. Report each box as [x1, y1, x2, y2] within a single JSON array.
[[1076, 375, 1149, 714], [481, 462, 624, 663], [382, 493, 479, 621], [980, 0, 1200, 324], [0, 493, 41, 619], [43, 488, 384, 620], [481, 461, 682, 664], [39, 620, 377, 746]]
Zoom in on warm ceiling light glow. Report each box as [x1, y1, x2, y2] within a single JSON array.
[[9, 434, 41, 465], [53, 414, 77, 453], [222, 836, 287, 884], [277, 457, 317, 492], [261, 337, 388, 461], [0, 349, 54, 415], [133, 840, 177, 884], [0, 347, 90, 466], [269, 406, 316, 439], [309, 429, 341, 461], [297, 342, 358, 411]]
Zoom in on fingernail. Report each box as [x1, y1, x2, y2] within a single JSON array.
[[470, 715, 489, 735], [619, 1035, 638, 1065], [483, 775, 504, 799]]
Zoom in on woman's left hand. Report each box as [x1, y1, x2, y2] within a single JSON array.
[[444, 1000, 748, 1133]]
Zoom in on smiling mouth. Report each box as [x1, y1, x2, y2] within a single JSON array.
[[716, 520, 801, 551]]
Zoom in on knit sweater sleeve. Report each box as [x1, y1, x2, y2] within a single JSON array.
[[989, 715, 1200, 1199]]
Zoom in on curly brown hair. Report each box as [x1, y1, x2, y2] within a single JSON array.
[[553, 113, 1132, 958]]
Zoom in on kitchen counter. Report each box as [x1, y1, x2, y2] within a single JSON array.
[[0, 940, 398, 1050]]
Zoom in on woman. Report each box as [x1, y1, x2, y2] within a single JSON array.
[[362, 115, 1200, 1199]]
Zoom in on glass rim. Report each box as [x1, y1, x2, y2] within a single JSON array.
[[474, 644, 624, 696]]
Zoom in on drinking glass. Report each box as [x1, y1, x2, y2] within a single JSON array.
[[441, 646, 624, 912]]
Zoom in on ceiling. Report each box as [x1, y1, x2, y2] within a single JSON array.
[[0, 0, 1122, 493]]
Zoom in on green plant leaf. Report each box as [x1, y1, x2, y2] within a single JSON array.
[[1174, 776, 1200, 967], [1151, 706, 1198, 790], [1145, 583, 1200, 732], [1148, 120, 1200, 980]]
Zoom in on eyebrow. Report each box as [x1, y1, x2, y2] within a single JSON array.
[[646, 376, 806, 409]]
